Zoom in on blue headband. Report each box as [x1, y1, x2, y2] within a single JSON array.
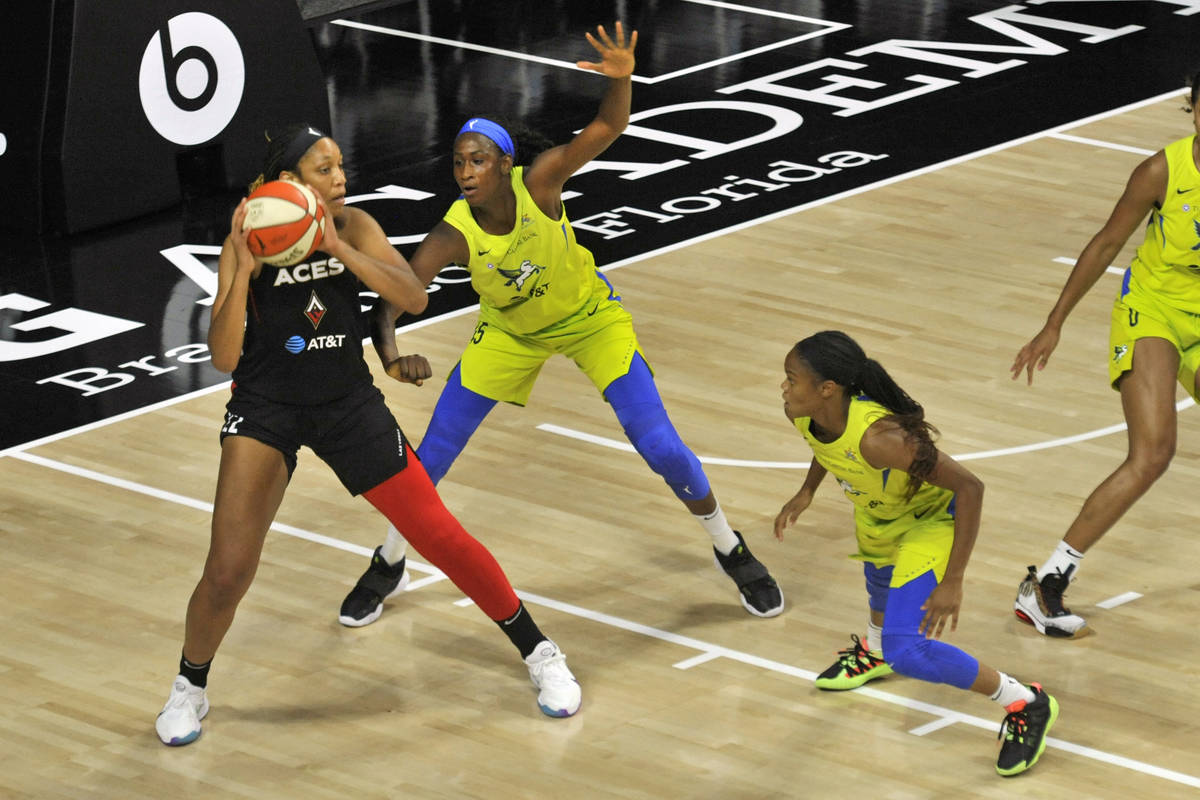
[[457, 118, 514, 158]]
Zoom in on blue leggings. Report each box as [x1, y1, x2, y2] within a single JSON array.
[[866, 564, 980, 690], [416, 354, 710, 502]]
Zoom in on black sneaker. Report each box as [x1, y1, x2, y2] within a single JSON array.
[[1014, 565, 1088, 638], [996, 683, 1059, 776], [713, 531, 784, 617], [338, 546, 410, 627]]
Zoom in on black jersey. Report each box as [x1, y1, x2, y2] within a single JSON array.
[[231, 252, 372, 404]]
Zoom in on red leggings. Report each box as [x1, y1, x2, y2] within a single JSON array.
[[362, 447, 519, 621]]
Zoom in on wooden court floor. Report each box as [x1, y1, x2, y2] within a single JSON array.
[[3, 97, 1199, 798]]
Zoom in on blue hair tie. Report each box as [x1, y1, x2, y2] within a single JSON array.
[[457, 118, 515, 158]]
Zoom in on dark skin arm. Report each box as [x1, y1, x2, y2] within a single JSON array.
[[857, 420, 985, 639], [371, 22, 637, 371], [1011, 151, 1165, 384]]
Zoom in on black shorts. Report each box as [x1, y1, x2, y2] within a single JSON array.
[[219, 383, 410, 495]]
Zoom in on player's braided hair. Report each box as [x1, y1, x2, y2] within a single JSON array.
[[248, 123, 322, 192], [793, 331, 940, 500]]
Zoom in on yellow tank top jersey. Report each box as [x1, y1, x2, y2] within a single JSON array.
[[1128, 135, 1200, 312], [794, 396, 951, 521], [443, 166, 606, 335]]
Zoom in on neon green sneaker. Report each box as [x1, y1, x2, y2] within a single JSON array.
[[997, 683, 1059, 776], [814, 634, 893, 690]]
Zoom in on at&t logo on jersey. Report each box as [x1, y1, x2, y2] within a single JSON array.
[[285, 334, 347, 354]]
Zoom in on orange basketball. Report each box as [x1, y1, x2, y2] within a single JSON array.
[[242, 180, 326, 266]]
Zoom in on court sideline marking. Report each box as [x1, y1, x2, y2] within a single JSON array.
[[8, 446, 1199, 790]]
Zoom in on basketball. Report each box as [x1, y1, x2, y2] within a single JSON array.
[[242, 180, 326, 266]]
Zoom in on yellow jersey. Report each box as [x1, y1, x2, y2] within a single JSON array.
[[443, 167, 606, 335], [794, 396, 950, 522], [1128, 135, 1200, 312]]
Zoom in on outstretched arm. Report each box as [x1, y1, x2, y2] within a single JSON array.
[[370, 221, 469, 380], [1011, 151, 1165, 385], [523, 22, 637, 208]]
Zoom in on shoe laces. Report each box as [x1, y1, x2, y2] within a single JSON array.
[[836, 634, 882, 674], [529, 645, 573, 687], [1038, 571, 1073, 616], [999, 703, 1030, 744], [165, 678, 202, 711]]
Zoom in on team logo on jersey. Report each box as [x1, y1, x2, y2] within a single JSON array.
[[497, 259, 542, 291], [1113, 344, 1128, 362], [304, 290, 327, 329], [844, 449, 858, 462], [837, 478, 865, 496], [1192, 219, 1200, 250]]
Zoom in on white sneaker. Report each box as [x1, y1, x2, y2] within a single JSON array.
[[524, 640, 581, 718], [155, 675, 209, 746]]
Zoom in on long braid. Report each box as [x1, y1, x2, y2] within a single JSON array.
[[795, 331, 939, 500]]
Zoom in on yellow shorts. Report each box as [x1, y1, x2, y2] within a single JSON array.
[[851, 497, 955, 587], [1109, 272, 1200, 400], [458, 293, 647, 406]]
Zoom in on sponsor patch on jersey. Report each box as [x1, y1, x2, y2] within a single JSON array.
[[286, 335, 306, 354]]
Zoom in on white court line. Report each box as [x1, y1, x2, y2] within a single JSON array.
[[1053, 255, 1125, 276], [1096, 591, 1144, 610], [9, 456, 1200, 788], [538, 395, 1197, 468], [673, 651, 723, 670], [332, 13, 849, 86], [909, 716, 959, 737], [1047, 132, 1156, 157]]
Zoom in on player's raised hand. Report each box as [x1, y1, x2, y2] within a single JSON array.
[[577, 22, 637, 79]]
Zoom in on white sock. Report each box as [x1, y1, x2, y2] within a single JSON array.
[[380, 524, 409, 565], [696, 502, 740, 555], [866, 621, 884, 655], [990, 672, 1036, 708], [1037, 539, 1084, 582]]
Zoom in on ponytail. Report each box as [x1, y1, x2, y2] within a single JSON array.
[[794, 331, 939, 500]]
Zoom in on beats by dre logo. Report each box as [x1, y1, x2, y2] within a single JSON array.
[[138, 12, 245, 146]]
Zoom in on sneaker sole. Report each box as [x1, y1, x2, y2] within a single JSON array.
[[538, 696, 582, 718], [997, 694, 1059, 776], [338, 570, 411, 628], [815, 665, 893, 691], [1013, 603, 1091, 639]]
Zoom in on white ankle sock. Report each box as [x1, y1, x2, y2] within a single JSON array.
[[696, 502, 740, 555], [866, 621, 884, 654], [380, 524, 409, 565], [1038, 540, 1084, 582], [990, 672, 1036, 708]]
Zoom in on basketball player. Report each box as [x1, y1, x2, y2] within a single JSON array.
[[155, 125, 581, 747], [338, 22, 784, 626], [1010, 70, 1200, 637], [775, 331, 1058, 776]]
